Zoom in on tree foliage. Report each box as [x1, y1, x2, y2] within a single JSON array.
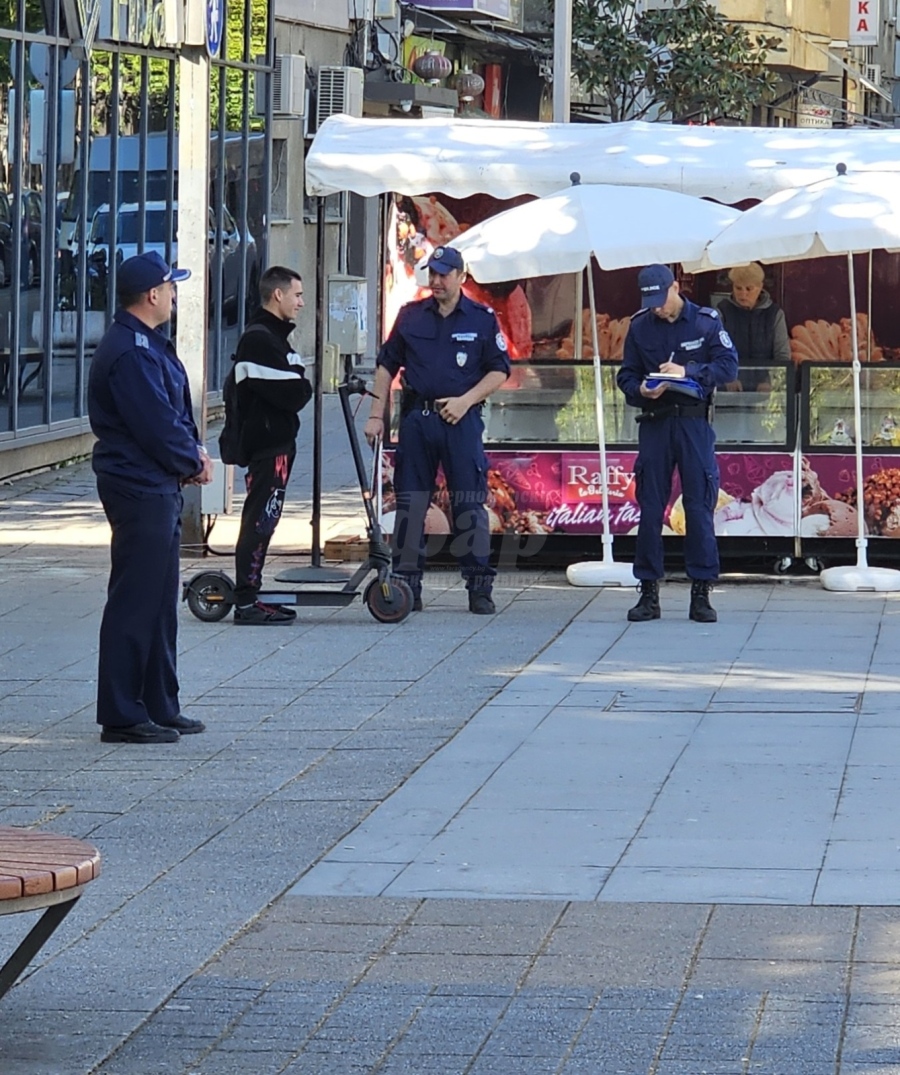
[[571, 0, 781, 124]]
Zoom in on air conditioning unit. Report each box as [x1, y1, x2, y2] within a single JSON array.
[[865, 63, 883, 87], [316, 66, 364, 128], [255, 54, 306, 117]]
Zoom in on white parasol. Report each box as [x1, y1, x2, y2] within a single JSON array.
[[449, 178, 741, 587], [698, 164, 900, 592]]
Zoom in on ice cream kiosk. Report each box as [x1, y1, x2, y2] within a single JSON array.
[[306, 117, 900, 571]]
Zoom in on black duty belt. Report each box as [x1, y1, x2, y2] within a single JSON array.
[[401, 396, 439, 416], [636, 399, 709, 423], [401, 388, 437, 416]]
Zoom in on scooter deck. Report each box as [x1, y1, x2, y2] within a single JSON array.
[[274, 566, 355, 585], [258, 590, 358, 608]]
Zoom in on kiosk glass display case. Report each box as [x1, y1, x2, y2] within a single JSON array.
[[804, 362, 900, 450], [475, 361, 793, 447]]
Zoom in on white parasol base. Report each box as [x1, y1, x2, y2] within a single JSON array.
[[820, 565, 900, 592], [566, 560, 636, 588]]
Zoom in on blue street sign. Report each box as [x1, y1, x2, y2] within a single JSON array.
[[206, 0, 224, 58]]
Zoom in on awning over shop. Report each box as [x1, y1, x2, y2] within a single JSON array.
[[404, 6, 546, 53], [305, 115, 900, 202]]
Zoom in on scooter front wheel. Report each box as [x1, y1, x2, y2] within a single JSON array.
[[364, 576, 413, 624], [184, 571, 235, 622]]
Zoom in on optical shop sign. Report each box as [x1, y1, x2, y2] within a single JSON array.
[[850, 0, 879, 46]]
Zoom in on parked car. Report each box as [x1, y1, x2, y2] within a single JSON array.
[[22, 190, 42, 288], [0, 192, 10, 287], [0, 188, 42, 289], [84, 200, 258, 318]]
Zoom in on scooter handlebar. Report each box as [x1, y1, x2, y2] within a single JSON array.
[[340, 374, 372, 398]]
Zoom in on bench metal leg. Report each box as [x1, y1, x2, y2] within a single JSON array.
[[0, 895, 79, 1001]]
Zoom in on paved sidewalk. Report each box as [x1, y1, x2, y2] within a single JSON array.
[[1, 417, 900, 1073]]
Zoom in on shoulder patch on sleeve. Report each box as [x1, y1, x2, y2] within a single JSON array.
[[496, 332, 508, 352], [719, 329, 734, 350]]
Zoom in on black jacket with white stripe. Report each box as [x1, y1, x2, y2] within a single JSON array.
[[232, 309, 311, 462]]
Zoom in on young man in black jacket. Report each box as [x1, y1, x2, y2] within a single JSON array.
[[232, 266, 311, 625]]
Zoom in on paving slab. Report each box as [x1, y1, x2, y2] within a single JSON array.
[[2, 435, 900, 1071]]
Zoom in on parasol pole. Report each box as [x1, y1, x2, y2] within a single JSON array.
[[274, 196, 353, 585], [566, 175, 634, 587], [850, 252, 867, 567], [566, 244, 635, 581], [820, 250, 900, 591]]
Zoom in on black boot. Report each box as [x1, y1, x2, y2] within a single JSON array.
[[627, 580, 660, 622], [689, 579, 717, 623]]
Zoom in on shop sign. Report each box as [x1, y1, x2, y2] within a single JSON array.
[[105, 0, 172, 48], [849, 0, 879, 47], [61, 0, 102, 57], [797, 101, 833, 129]]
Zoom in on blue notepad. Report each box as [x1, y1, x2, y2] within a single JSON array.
[[642, 374, 704, 400]]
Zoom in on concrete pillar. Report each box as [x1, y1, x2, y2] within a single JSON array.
[[177, 45, 210, 549], [553, 0, 572, 123]]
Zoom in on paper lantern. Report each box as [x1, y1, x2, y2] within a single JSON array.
[[413, 50, 452, 84], [456, 67, 485, 103]]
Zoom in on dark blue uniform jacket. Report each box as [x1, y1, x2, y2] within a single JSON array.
[[617, 299, 739, 411], [88, 310, 202, 493], [377, 294, 510, 396]]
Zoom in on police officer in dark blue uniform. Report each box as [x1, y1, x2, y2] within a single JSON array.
[[365, 246, 510, 614], [88, 251, 212, 743], [617, 264, 738, 624]]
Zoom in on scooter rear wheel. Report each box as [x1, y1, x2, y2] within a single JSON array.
[[364, 576, 413, 624], [184, 571, 235, 622]]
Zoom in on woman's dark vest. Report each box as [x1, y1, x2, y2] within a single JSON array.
[[720, 302, 778, 365]]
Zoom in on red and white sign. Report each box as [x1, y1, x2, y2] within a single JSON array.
[[849, 0, 879, 47]]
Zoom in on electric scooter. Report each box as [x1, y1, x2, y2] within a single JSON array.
[[182, 376, 413, 625]]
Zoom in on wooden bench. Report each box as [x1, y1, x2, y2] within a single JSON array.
[[0, 826, 101, 1000]]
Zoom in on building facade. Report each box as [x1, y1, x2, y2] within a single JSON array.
[[0, 0, 273, 478], [0, 0, 546, 478], [8, 0, 890, 481], [719, 0, 898, 127]]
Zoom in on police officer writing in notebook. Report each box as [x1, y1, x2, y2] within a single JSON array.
[[364, 246, 510, 614], [617, 265, 738, 624], [89, 252, 212, 743]]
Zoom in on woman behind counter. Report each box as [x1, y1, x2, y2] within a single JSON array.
[[716, 262, 790, 392]]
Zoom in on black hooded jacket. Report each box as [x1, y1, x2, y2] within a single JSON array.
[[232, 309, 311, 462]]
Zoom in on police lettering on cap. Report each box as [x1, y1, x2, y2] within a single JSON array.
[[427, 246, 465, 275], [117, 250, 192, 294], [637, 263, 675, 309]]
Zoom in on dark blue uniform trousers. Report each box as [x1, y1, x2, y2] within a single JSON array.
[[634, 415, 720, 582], [392, 408, 495, 594], [96, 478, 182, 728]]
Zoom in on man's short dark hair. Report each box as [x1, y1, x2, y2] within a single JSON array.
[[260, 266, 302, 305], [116, 287, 146, 310]]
